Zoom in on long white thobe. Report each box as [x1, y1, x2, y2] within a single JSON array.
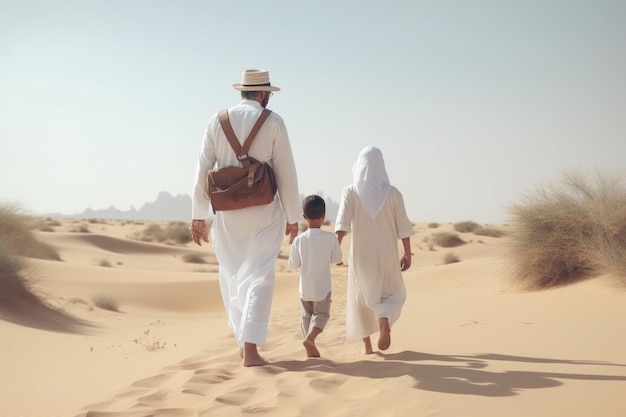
[[335, 185, 414, 343], [192, 100, 301, 347]]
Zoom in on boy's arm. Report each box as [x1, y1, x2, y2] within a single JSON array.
[[287, 238, 301, 269]]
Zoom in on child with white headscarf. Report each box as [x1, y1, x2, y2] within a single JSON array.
[[335, 146, 414, 354]]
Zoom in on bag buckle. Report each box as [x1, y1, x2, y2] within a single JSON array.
[[238, 154, 248, 160]]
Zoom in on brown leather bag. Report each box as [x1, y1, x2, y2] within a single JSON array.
[[205, 109, 277, 213]]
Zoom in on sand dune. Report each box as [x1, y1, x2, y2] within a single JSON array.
[[2, 220, 626, 417]]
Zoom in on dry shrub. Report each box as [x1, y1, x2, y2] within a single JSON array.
[[98, 259, 112, 267], [134, 329, 166, 351], [508, 171, 626, 289], [183, 253, 206, 264], [454, 221, 481, 233], [431, 232, 466, 248], [427, 222, 440, 229], [92, 294, 119, 312], [0, 204, 61, 261]]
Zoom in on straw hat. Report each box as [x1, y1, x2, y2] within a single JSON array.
[[232, 69, 280, 92]]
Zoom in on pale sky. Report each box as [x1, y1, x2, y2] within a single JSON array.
[[1, 0, 625, 223]]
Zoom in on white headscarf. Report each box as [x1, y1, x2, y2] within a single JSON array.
[[352, 146, 390, 219]]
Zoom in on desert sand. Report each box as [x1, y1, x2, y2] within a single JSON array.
[[2, 219, 626, 417]]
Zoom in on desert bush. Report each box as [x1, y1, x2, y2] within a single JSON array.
[[163, 221, 193, 244], [443, 252, 460, 264], [0, 241, 28, 293], [36, 218, 61, 231], [133, 222, 194, 244], [70, 224, 90, 233], [92, 294, 119, 312], [507, 171, 626, 289], [431, 232, 466, 248], [473, 226, 506, 238], [453, 221, 481, 233], [136, 223, 165, 242], [427, 222, 440, 229]]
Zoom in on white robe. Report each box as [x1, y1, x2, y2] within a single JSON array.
[[192, 100, 301, 347], [335, 185, 414, 343]]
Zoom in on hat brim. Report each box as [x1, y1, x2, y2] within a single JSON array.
[[233, 83, 280, 92]]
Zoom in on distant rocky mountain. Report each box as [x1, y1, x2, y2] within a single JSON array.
[[77, 191, 192, 221], [66, 191, 340, 223]]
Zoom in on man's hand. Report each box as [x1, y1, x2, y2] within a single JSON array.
[[285, 222, 298, 244], [189, 219, 209, 246], [400, 253, 412, 271]]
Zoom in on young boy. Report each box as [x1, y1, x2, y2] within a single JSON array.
[[288, 195, 343, 357]]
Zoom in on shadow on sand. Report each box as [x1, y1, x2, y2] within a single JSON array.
[[0, 269, 92, 334], [270, 350, 626, 397]]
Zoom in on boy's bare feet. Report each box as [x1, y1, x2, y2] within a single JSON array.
[[242, 343, 267, 367], [303, 326, 322, 357], [378, 318, 391, 351], [303, 340, 320, 357], [362, 336, 374, 355]]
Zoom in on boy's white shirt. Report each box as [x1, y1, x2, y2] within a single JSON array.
[[288, 228, 343, 301]]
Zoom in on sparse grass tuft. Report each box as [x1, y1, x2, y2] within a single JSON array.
[[508, 171, 626, 289], [443, 252, 460, 264], [473, 226, 506, 238], [134, 329, 166, 351], [431, 232, 466, 248]]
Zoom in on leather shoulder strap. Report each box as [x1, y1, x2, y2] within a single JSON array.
[[217, 109, 272, 160], [218, 109, 242, 156], [241, 109, 272, 155]]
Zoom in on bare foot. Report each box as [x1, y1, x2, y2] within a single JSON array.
[[303, 340, 320, 358], [378, 318, 391, 351], [362, 336, 374, 355], [243, 353, 268, 367], [242, 343, 268, 367]]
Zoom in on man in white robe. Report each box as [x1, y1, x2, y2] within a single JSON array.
[[190, 69, 301, 366], [335, 146, 414, 354]]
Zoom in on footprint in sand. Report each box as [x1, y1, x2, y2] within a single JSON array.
[[214, 386, 258, 406], [308, 375, 348, 393]]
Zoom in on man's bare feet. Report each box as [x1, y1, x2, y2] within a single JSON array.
[[303, 340, 320, 357], [362, 336, 374, 355], [378, 318, 391, 351], [242, 343, 267, 367]]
